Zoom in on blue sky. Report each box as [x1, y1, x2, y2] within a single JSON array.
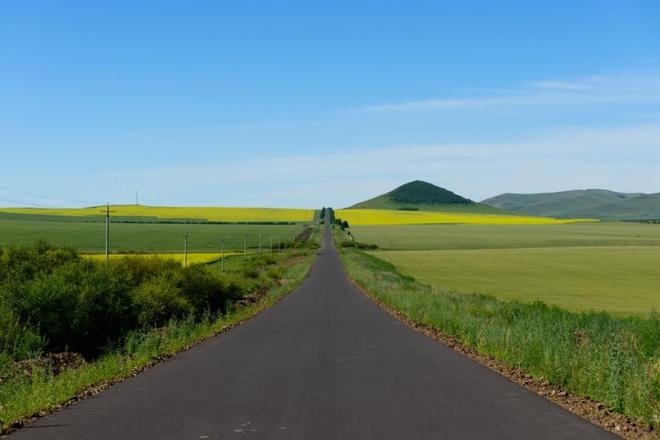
[[1, 1, 659, 208]]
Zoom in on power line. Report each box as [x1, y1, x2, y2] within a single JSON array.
[[0, 184, 95, 205], [0, 194, 54, 208]]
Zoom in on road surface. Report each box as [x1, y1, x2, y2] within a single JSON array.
[[10, 222, 617, 439]]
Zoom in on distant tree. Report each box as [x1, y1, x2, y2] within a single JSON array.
[[342, 220, 349, 229]]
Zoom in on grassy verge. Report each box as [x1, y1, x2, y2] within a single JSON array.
[[0, 249, 315, 433], [339, 247, 659, 430]]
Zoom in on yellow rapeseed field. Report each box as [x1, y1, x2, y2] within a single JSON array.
[[335, 209, 594, 225], [84, 253, 240, 265], [0, 205, 314, 223]]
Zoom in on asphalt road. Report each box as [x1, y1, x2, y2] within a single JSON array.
[[9, 223, 617, 439]]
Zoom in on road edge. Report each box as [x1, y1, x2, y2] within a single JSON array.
[[337, 249, 655, 440]]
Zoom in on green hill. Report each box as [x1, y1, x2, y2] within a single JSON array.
[[348, 180, 505, 213], [482, 189, 660, 220], [567, 193, 660, 220]]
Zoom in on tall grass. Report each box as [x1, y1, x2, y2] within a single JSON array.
[[340, 248, 659, 428]]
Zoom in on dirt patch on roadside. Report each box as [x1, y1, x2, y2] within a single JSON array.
[[350, 280, 657, 440]]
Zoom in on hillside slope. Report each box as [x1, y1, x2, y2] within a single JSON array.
[[349, 180, 505, 214], [481, 189, 657, 219], [567, 193, 660, 220]]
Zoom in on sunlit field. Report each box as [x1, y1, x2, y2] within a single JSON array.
[[335, 208, 593, 226], [83, 253, 242, 265], [0, 220, 303, 253], [349, 222, 660, 250], [0, 205, 314, 223], [373, 246, 660, 315]]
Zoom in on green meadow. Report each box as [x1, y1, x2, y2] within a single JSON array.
[[374, 246, 660, 315], [351, 222, 660, 250], [0, 218, 304, 253], [349, 222, 660, 315]]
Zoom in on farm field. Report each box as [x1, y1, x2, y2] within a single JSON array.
[[83, 253, 243, 265], [335, 208, 592, 226], [0, 205, 314, 223], [373, 246, 660, 315], [0, 219, 304, 253], [347, 221, 660, 316], [350, 222, 660, 250]]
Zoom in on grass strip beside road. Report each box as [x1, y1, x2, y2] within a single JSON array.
[[339, 247, 659, 431], [0, 250, 315, 433]]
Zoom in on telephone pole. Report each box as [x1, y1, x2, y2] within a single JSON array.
[[183, 232, 188, 267], [101, 203, 115, 263], [221, 237, 225, 272], [105, 203, 110, 262]]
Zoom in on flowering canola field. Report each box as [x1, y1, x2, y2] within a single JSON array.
[[335, 209, 594, 226], [84, 253, 241, 265], [0, 205, 314, 223]]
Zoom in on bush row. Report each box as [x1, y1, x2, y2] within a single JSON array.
[[0, 242, 254, 362]]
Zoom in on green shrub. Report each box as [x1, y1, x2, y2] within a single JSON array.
[[132, 274, 190, 327], [180, 265, 239, 314], [0, 299, 44, 362], [0, 241, 298, 363]]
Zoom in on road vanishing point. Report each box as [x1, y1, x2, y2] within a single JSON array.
[[9, 223, 617, 439]]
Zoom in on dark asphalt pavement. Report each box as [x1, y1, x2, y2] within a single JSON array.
[[9, 223, 617, 439]]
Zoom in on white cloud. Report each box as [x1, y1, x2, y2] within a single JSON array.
[[348, 71, 660, 113], [101, 123, 660, 207]]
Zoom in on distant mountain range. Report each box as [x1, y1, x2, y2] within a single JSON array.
[[348, 180, 506, 214], [482, 189, 660, 220]]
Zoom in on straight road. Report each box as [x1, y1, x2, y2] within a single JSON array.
[[10, 222, 617, 439]]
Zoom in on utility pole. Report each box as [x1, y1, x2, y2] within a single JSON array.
[[183, 232, 188, 267], [101, 203, 115, 263], [105, 203, 110, 263], [135, 190, 139, 206], [221, 237, 225, 272]]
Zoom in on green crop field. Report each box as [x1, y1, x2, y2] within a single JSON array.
[[346, 221, 660, 316], [373, 246, 660, 315], [350, 222, 660, 250], [0, 219, 304, 253]]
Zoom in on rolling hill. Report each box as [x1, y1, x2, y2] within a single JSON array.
[[482, 189, 660, 220], [348, 180, 505, 214]]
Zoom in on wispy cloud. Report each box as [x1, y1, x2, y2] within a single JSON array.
[[348, 71, 660, 113], [101, 123, 660, 207]]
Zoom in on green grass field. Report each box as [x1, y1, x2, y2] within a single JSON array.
[[347, 221, 660, 316], [373, 246, 660, 315], [0, 219, 304, 253], [351, 222, 660, 250]]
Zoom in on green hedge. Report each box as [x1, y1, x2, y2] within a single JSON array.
[[0, 242, 242, 360]]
